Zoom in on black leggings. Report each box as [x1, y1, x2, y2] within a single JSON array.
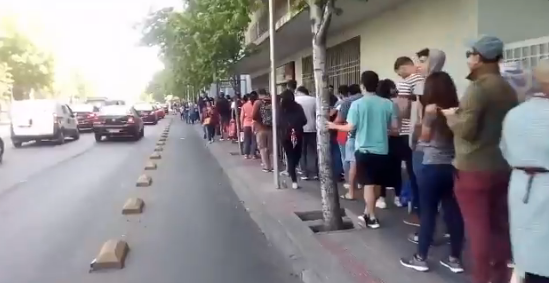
[[282, 139, 302, 182], [205, 124, 215, 141], [526, 273, 549, 283]]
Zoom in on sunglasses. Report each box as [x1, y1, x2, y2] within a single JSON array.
[[466, 50, 479, 58]]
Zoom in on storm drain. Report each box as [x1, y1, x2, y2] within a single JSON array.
[[295, 209, 355, 233]]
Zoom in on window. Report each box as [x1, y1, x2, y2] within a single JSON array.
[[503, 36, 549, 70], [301, 37, 361, 94], [61, 105, 68, 114]]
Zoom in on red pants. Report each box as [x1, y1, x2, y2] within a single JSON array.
[[455, 170, 511, 283]]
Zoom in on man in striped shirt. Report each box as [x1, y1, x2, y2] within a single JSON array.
[[393, 56, 424, 226]]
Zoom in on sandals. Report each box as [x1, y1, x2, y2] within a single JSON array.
[[340, 193, 356, 200]]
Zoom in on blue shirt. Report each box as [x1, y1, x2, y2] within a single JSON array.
[[347, 93, 396, 155]]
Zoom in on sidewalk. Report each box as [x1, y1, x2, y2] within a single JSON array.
[[196, 126, 469, 283]]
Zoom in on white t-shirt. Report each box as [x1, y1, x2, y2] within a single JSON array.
[[294, 92, 316, 133]]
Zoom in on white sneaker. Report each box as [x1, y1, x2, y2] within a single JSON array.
[[394, 197, 403, 207], [291, 182, 299, 189], [343, 183, 350, 189], [357, 184, 363, 189], [376, 197, 387, 209]]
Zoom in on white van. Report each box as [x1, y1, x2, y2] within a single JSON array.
[[10, 100, 80, 147]]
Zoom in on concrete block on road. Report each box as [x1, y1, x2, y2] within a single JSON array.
[[90, 239, 129, 271], [122, 198, 145, 215], [156, 141, 165, 146], [136, 174, 152, 187], [161, 133, 168, 138], [149, 152, 162, 160], [154, 146, 163, 152], [158, 137, 167, 142], [144, 161, 157, 170]]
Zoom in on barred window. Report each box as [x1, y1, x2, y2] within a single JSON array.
[[301, 36, 361, 95], [504, 36, 549, 70]]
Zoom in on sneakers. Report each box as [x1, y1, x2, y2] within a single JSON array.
[[394, 197, 403, 207], [343, 183, 350, 189], [291, 182, 299, 189], [358, 214, 380, 229], [403, 214, 421, 227], [401, 255, 464, 273], [407, 232, 419, 244], [376, 197, 387, 209], [400, 254, 429, 272], [301, 175, 319, 181], [440, 257, 464, 273]]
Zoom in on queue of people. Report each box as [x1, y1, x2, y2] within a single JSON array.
[[192, 34, 548, 283]]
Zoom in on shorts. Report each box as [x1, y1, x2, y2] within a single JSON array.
[[355, 151, 391, 186], [256, 129, 273, 151], [344, 138, 356, 162]]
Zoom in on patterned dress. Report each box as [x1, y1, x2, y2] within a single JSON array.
[[500, 95, 549, 278]]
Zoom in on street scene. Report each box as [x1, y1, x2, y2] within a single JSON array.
[[0, 117, 302, 283]]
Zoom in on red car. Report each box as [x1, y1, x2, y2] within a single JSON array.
[[154, 105, 165, 119], [134, 103, 158, 125]]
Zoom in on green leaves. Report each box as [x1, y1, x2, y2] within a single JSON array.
[[140, 0, 255, 98], [0, 28, 54, 100]]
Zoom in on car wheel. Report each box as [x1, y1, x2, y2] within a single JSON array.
[[94, 133, 103, 142], [152, 120, 158, 125], [0, 139, 4, 163], [139, 128, 145, 139], [55, 130, 65, 145], [12, 140, 23, 148], [72, 129, 80, 141]]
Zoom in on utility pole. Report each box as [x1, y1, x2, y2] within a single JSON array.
[[268, 0, 279, 189]]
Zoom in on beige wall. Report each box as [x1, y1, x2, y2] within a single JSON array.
[[478, 0, 549, 44]]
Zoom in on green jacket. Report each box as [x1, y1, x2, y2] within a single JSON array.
[[449, 66, 518, 171]]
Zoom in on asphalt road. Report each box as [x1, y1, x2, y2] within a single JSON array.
[[0, 117, 301, 283]]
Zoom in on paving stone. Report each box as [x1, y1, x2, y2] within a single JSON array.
[[144, 161, 157, 170], [154, 146, 163, 152], [122, 198, 145, 215], [136, 174, 152, 187], [150, 152, 162, 160], [90, 239, 129, 271]]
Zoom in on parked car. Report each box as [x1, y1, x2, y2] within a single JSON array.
[[71, 104, 99, 131], [0, 137, 4, 163], [134, 103, 158, 125], [92, 105, 144, 142], [10, 99, 80, 147], [154, 105, 166, 119]]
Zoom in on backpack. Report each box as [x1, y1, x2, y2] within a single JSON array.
[[259, 101, 273, 127]]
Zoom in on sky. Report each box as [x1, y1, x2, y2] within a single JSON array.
[[0, 0, 181, 100]]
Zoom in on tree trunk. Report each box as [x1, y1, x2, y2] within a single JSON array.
[[12, 84, 30, 101], [309, 1, 343, 231]]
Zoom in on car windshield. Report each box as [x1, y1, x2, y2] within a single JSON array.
[[71, 104, 94, 112], [99, 106, 130, 116], [134, 104, 153, 111]]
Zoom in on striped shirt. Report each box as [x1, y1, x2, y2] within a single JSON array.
[[395, 74, 424, 136]]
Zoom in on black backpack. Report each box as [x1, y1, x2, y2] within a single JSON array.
[[259, 100, 273, 127]]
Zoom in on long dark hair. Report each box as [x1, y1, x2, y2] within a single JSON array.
[[423, 71, 459, 140], [280, 89, 296, 111]]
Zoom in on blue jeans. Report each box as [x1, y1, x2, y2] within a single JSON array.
[[411, 150, 424, 213], [339, 143, 350, 182], [417, 164, 464, 259]]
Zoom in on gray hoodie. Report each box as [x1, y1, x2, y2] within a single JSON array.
[[427, 49, 446, 74]]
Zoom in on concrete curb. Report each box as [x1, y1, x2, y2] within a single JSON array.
[[194, 126, 357, 283]]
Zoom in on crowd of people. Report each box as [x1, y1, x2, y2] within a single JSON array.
[[191, 35, 548, 283]]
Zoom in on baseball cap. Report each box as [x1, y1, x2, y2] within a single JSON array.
[[467, 35, 504, 60]]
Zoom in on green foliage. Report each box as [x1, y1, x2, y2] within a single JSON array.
[[0, 27, 54, 100], [0, 63, 13, 99], [140, 0, 255, 99]]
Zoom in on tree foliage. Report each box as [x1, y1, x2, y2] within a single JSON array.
[[140, 0, 255, 99], [0, 63, 13, 99], [0, 26, 54, 100]]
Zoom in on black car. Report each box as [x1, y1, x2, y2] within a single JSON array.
[[134, 103, 158, 125], [0, 137, 4, 163], [71, 104, 99, 131], [93, 105, 144, 142]]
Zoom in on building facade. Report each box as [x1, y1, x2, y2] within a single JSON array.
[[236, 0, 549, 94]]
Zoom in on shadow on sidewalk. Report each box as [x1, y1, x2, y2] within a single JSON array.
[[198, 127, 470, 283]]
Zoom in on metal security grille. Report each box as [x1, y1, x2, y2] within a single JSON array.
[[503, 36, 549, 70], [301, 36, 361, 94]]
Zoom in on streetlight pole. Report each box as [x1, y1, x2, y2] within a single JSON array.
[[268, 0, 279, 189]]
